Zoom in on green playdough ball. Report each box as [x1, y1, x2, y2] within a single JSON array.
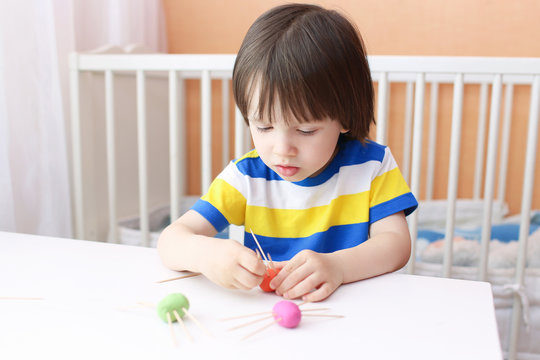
[[156, 293, 190, 323]]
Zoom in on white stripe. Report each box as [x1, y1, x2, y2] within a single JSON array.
[[376, 147, 399, 177], [217, 149, 398, 210]]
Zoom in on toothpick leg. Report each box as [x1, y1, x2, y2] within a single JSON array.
[[302, 314, 345, 318], [182, 308, 213, 337], [0, 297, 44, 300], [227, 314, 274, 331], [241, 318, 278, 341], [136, 301, 156, 308], [220, 310, 272, 321], [267, 252, 275, 269], [166, 312, 178, 347], [173, 310, 193, 343], [300, 308, 330, 312]]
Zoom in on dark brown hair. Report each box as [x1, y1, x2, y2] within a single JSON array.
[[232, 3, 374, 141]]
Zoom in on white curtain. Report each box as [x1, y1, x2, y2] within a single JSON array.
[[0, 0, 166, 237]]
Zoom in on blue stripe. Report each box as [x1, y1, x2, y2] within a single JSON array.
[[244, 223, 370, 261], [369, 192, 418, 224], [234, 139, 387, 187], [294, 139, 386, 186], [192, 199, 230, 232], [235, 154, 283, 181]]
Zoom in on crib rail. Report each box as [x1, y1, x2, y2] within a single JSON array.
[[69, 54, 540, 359]]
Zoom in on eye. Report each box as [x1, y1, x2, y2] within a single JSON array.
[[256, 126, 273, 133], [297, 129, 316, 135]]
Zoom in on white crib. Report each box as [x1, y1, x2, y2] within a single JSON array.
[[69, 48, 540, 359]]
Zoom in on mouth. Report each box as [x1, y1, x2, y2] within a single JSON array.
[[275, 165, 299, 178]]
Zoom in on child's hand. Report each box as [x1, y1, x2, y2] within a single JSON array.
[[200, 239, 266, 290], [269, 250, 344, 302]]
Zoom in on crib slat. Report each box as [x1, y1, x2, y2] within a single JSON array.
[[508, 74, 540, 360], [425, 81, 439, 200], [376, 72, 389, 144], [245, 121, 252, 153], [201, 70, 212, 193], [442, 74, 464, 278], [478, 74, 503, 281], [222, 78, 230, 168], [234, 107, 245, 159], [104, 70, 117, 243], [136, 70, 150, 247], [69, 53, 85, 240], [473, 83, 489, 200], [178, 77, 187, 208], [497, 83, 514, 204], [401, 81, 414, 183], [168, 70, 180, 222], [406, 73, 425, 274]]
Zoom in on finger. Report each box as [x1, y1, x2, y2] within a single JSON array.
[[282, 273, 321, 300], [272, 261, 286, 269], [269, 261, 290, 289], [270, 254, 307, 288], [301, 282, 337, 302], [235, 272, 263, 289], [275, 262, 312, 296], [238, 248, 266, 276], [227, 273, 253, 290], [233, 264, 264, 289], [222, 277, 246, 290]]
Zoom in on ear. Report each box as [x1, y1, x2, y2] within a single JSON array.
[[340, 128, 350, 134]]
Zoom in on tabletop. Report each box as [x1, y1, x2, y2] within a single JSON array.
[[0, 231, 502, 359]]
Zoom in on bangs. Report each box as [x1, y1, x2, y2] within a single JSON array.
[[238, 28, 342, 125], [245, 69, 331, 125], [233, 4, 374, 140]]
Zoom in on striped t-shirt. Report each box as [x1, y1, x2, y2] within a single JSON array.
[[192, 139, 418, 261]]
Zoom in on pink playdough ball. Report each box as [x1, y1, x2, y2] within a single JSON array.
[[272, 300, 301, 328]]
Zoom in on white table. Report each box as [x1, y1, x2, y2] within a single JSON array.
[[0, 231, 502, 359]]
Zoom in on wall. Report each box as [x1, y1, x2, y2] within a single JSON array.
[[162, 0, 540, 214]]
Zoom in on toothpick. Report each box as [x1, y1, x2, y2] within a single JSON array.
[[301, 308, 330, 312], [156, 272, 201, 283], [220, 310, 272, 321], [266, 252, 275, 269], [249, 228, 268, 262], [173, 310, 193, 343], [302, 313, 345, 318], [182, 308, 213, 337], [240, 318, 279, 341], [136, 301, 155, 308], [227, 314, 274, 331], [166, 312, 178, 347], [0, 297, 44, 300]]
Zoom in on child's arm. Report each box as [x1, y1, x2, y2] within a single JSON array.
[[269, 211, 411, 302], [157, 210, 266, 289]]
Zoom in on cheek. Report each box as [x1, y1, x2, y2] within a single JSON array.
[[309, 137, 338, 161]]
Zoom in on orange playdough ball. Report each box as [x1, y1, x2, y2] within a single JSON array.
[[259, 267, 281, 292]]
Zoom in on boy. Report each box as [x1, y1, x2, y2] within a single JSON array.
[[158, 3, 417, 302]]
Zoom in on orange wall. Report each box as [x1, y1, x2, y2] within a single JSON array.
[[163, 0, 540, 56], [162, 0, 540, 214]]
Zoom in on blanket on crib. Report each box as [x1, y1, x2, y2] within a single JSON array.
[[416, 200, 540, 268]]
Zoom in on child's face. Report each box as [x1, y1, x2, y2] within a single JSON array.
[[249, 114, 347, 182]]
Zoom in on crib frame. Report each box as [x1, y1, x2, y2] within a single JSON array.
[[69, 52, 540, 359]]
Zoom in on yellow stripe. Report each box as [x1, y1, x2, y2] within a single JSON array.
[[201, 179, 246, 225], [370, 167, 411, 207], [234, 149, 259, 164], [246, 192, 370, 238]]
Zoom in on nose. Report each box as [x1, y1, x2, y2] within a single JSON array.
[[273, 132, 297, 157]]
